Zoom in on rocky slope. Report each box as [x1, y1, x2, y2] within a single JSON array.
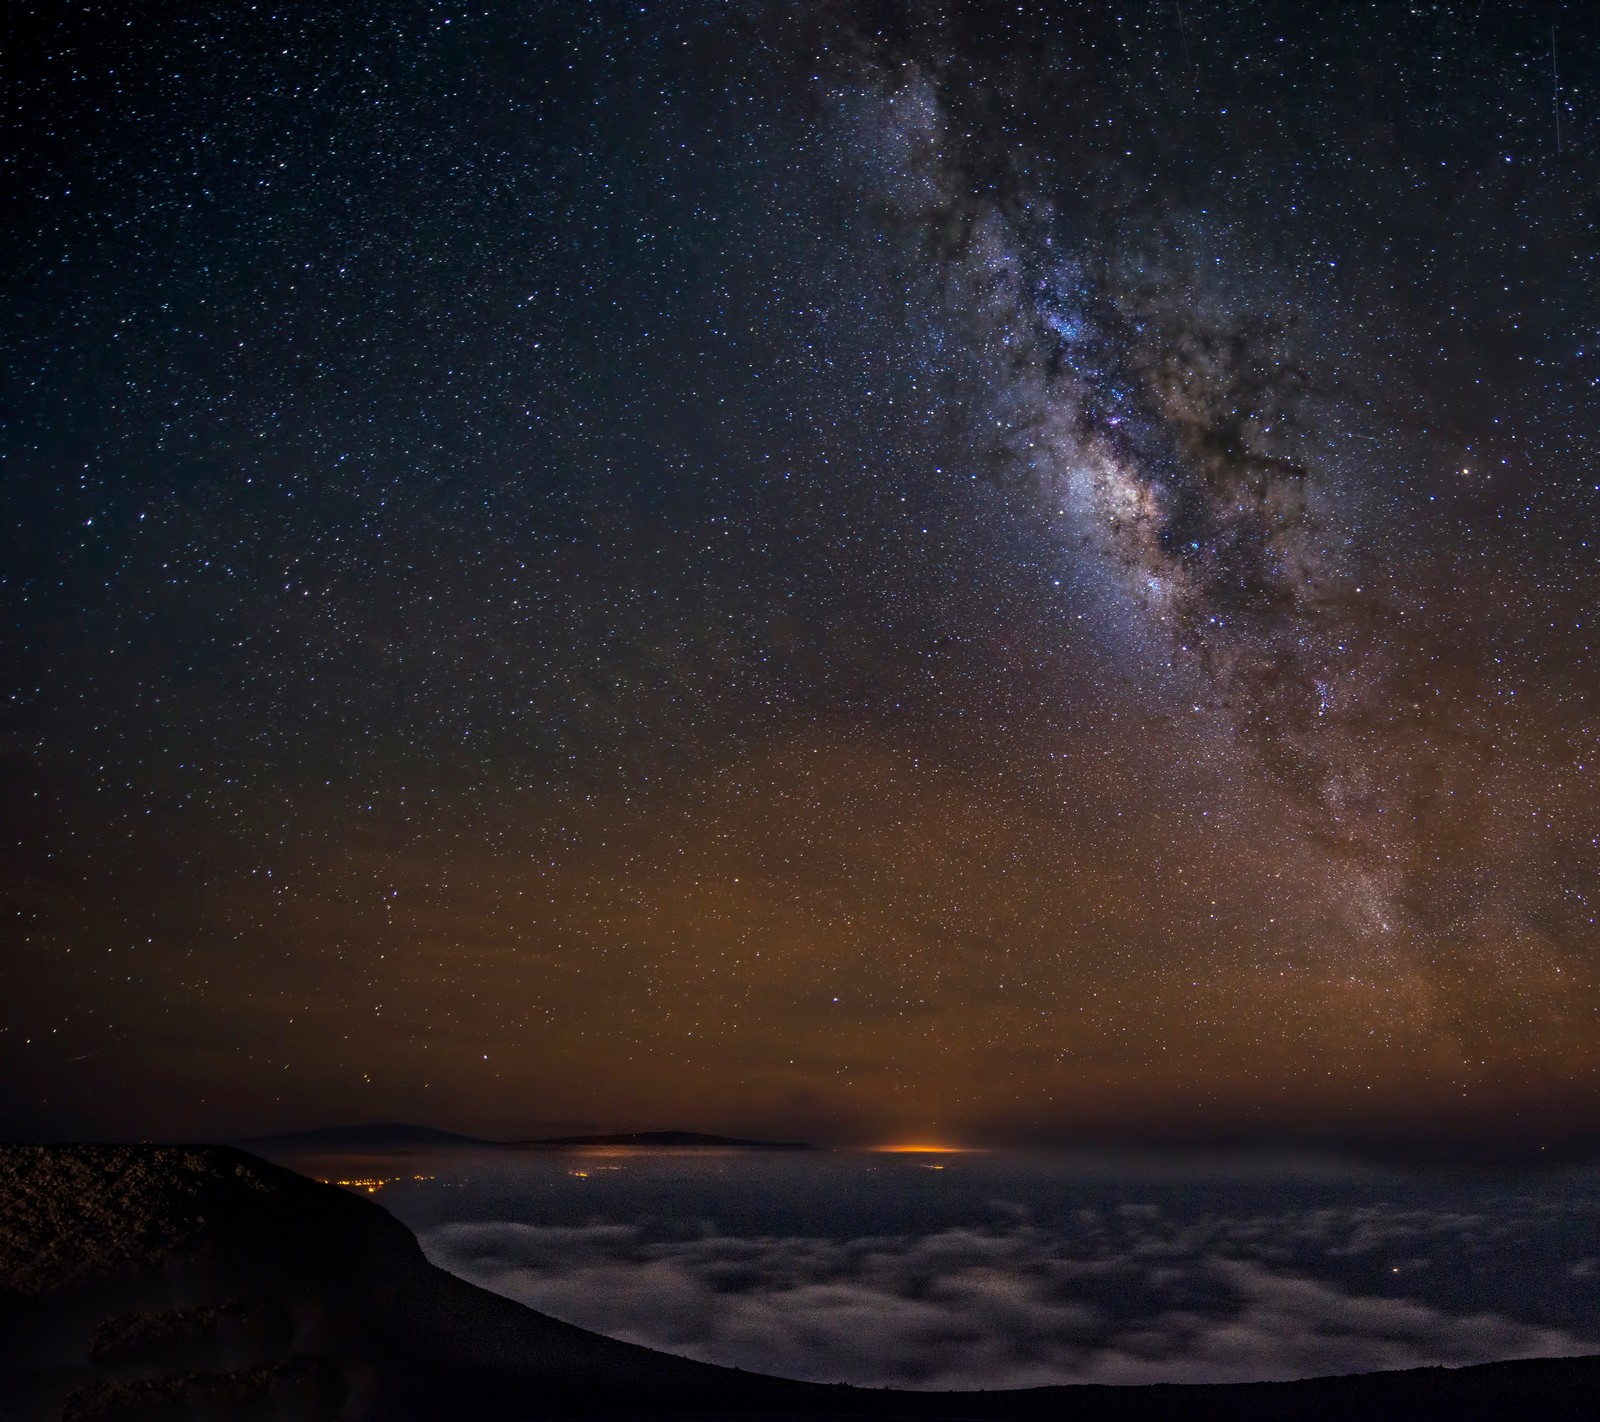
[[2, 1145, 1596, 1420]]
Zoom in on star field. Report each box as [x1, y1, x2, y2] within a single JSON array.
[[4, 1, 1600, 1147]]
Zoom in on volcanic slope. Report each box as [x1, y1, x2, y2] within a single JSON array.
[[2, 1146, 1597, 1420]]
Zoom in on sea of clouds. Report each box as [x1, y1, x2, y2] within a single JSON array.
[[422, 1199, 1600, 1389]]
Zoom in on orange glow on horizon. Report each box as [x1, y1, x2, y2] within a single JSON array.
[[868, 1143, 977, 1154]]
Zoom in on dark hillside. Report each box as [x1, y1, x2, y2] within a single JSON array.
[[2, 1146, 1595, 1421]]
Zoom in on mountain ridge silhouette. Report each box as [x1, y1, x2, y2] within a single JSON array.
[[3, 1144, 1595, 1420]]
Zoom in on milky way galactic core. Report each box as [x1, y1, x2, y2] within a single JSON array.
[[5, 2, 1599, 1144]]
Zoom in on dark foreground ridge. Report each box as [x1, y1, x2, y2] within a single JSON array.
[[516, 1131, 815, 1150], [2, 1146, 1596, 1421]]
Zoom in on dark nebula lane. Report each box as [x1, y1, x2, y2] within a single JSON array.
[[4, 1, 1600, 1151]]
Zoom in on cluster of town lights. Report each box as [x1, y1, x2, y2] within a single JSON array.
[[320, 1173, 435, 1194]]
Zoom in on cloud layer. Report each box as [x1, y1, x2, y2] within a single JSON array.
[[422, 1208, 1591, 1389]]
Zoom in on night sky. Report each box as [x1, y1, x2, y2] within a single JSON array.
[[6, 1, 1599, 1148]]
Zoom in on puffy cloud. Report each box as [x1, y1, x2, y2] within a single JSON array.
[[421, 1211, 1590, 1390]]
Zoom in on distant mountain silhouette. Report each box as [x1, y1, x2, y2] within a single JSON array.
[[232, 1122, 494, 1151], [517, 1129, 816, 1150], [231, 1123, 818, 1153]]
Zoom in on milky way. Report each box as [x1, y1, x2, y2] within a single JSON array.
[[5, 1, 1600, 1145], [819, 4, 1600, 1034]]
